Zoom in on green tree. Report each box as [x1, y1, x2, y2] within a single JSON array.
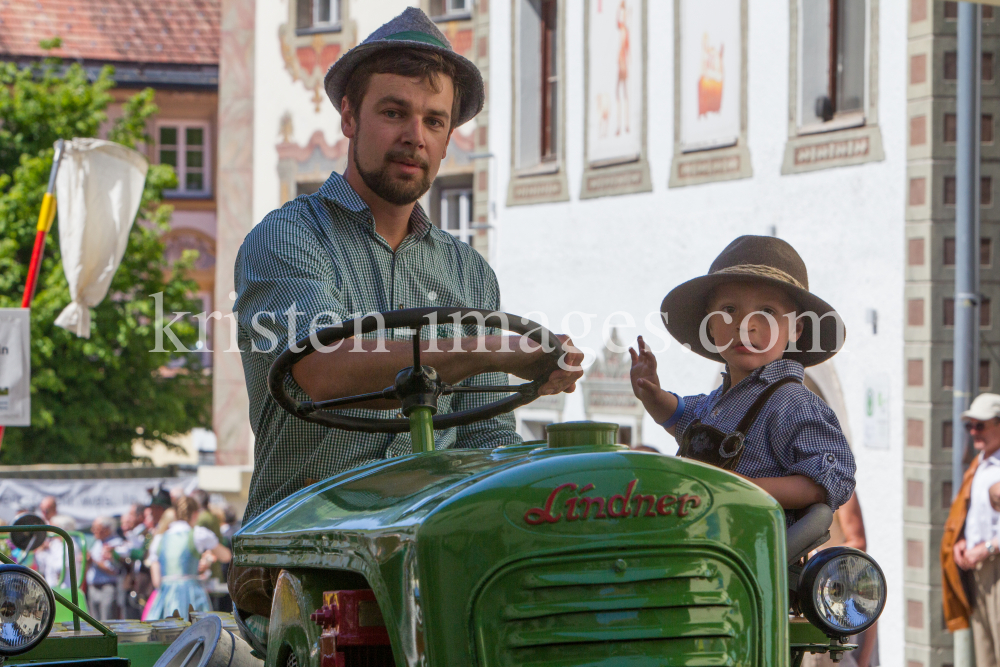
[[0, 46, 210, 464]]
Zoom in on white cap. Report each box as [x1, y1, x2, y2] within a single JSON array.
[[962, 393, 1000, 421]]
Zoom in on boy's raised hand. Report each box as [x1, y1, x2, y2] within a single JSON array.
[[629, 336, 663, 401]]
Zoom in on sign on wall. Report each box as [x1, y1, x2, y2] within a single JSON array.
[[587, 0, 643, 165], [678, 0, 742, 152], [863, 374, 890, 450], [0, 308, 30, 426]]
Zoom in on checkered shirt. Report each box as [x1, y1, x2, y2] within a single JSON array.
[[673, 359, 856, 520], [234, 171, 521, 523]]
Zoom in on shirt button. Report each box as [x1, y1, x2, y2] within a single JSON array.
[[711, 408, 720, 417], [826, 454, 836, 463]]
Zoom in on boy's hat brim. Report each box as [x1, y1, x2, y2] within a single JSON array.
[[324, 8, 485, 127], [660, 236, 846, 368]]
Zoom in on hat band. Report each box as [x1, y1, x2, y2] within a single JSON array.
[[384, 31, 449, 49], [711, 264, 806, 290]]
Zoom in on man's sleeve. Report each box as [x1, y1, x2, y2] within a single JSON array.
[[234, 210, 349, 365], [450, 263, 522, 449], [769, 396, 857, 511]]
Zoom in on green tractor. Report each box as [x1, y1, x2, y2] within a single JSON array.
[[0, 307, 885, 667], [232, 308, 887, 667]]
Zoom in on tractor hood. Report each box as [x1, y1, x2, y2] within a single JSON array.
[[235, 429, 790, 667]]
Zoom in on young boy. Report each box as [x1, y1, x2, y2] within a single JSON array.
[[630, 235, 856, 519]]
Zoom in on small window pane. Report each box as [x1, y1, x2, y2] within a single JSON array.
[[160, 127, 177, 145], [186, 149, 203, 169], [801, 0, 833, 125], [945, 52, 958, 80], [944, 297, 955, 326], [945, 113, 957, 143], [836, 0, 867, 114], [186, 172, 204, 191], [983, 238, 993, 266], [316, 0, 331, 23], [982, 297, 992, 328], [160, 150, 177, 167], [944, 237, 957, 265], [186, 127, 204, 146]]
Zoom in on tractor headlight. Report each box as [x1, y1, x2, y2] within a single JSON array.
[[0, 564, 55, 656], [797, 547, 886, 637]]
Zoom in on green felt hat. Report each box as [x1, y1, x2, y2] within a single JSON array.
[[324, 7, 485, 127]]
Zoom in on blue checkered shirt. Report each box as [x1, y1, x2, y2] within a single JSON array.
[[234, 172, 521, 522], [673, 359, 856, 519]]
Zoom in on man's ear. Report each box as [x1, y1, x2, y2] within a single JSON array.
[[442, 127, 455, 159], [341, 97, 357, 139]]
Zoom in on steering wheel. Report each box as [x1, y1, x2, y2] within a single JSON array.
[[267, 307, 568, 433]]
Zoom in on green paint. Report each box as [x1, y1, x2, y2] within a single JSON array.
[[409, 405, 435, 453], [546, 421, 619, 448], [236, 422, 807, 666]]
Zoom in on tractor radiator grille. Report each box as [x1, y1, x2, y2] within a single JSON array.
[[473, 550, 757, 667]]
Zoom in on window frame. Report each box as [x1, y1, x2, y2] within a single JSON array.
[[295, 0, 342, 35], [157, 120, 212, 198], [438, 185, 474, 245], [782, 0, 885, 174], [507, 0, 569, 206]]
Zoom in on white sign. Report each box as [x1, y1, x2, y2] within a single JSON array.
[[679, 0, 742, 152], [587, 0, 643, 164], [0, 476, 198, 525], [863, 375, 890, 450], [0, 308, 31, 426]]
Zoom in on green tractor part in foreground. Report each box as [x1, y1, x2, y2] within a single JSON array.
[[235, 307, 888, 667]]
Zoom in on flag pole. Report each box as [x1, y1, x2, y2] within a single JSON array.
[[0, 139, 65, 452]]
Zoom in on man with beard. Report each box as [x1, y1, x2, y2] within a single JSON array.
[[230, 8, 583, 637]]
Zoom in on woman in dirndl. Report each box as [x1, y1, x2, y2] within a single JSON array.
[[145, 496, 231, 621]]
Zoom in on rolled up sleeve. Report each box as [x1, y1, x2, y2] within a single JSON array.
[[769, 398, 857, 511]]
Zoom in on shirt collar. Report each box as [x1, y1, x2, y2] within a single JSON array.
[[318, 171, 433, 240], [982, 448, 1000, 467], [721, 358, 806, 391]]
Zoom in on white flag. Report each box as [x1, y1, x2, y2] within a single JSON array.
[[54, 139, 148, 338]]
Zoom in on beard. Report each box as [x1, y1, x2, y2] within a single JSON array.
[[353, 134, 433, 206]]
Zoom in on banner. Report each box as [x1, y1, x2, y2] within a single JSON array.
[[0, 476, 198, 525], [587, 0, 643, 164], [0, 309, 31, 426], [679, 0, 742, 152]]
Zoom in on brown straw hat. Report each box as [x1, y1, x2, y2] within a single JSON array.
[[660, 235, 845, 367]]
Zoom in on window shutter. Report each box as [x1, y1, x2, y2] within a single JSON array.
[[297, 0, 313, 29]]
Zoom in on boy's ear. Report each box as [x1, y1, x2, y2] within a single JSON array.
[[790, 313, 804, 343]]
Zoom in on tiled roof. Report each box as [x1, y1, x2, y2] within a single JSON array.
[[0, 0, 219, 66]]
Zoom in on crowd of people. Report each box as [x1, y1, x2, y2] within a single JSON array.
[[11, 487, 238, 622]]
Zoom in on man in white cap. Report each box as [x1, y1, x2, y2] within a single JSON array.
[[942, 393, 1000, 666]]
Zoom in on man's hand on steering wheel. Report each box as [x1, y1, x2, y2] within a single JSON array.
[[507, 334, 584, 396]]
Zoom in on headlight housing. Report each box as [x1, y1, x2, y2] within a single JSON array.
[[0, 564, 55, 656], [797, 547, 886, 637]]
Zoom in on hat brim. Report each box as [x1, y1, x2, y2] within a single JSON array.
[[660, 273, 846, 367], [962, 407, 999, 421], [324, 40, 485, 127]]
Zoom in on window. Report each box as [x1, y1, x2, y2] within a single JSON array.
[[430, 0, 469, 18], [158, 123, 210, 197], [436, 186, 473, 244], [799, 0, 867, 129], [296, 0, 340, 32], [508, 0, 568, 204], [515, 0, 559, 170]]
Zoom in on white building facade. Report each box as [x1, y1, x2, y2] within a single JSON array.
[[211, 0, 1000, 664]]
